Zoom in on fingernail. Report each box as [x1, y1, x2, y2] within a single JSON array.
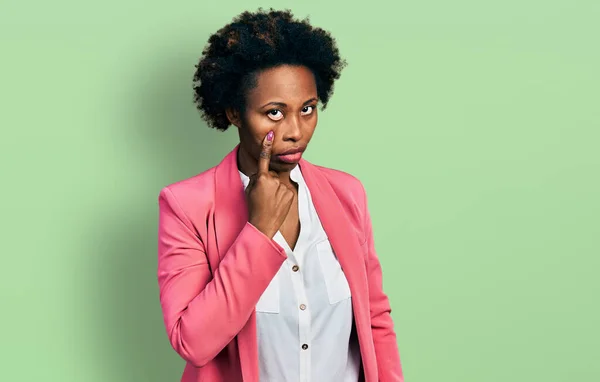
[[267, 131, 274, 141]]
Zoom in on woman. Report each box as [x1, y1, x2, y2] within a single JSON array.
[[157, 8, 403, 382]]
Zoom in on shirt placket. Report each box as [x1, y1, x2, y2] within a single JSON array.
[[286, 249, 311, 382], [296, 174, 313, 382]]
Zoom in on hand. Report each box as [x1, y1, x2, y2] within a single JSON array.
[[245, 130, 295, 239]]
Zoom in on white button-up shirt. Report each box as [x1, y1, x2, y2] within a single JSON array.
[[239, 164, 362, 382]]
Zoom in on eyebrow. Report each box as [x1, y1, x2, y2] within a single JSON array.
[[260, 97, 318, 109]]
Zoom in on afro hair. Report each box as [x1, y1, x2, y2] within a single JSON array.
[[192, 7, 348, 131]]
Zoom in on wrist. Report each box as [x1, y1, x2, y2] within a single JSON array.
[[248, 220, 276, 240]]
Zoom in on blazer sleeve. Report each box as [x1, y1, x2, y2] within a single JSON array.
[[361, 184, 405, 381], [157, 186, 287, 367]]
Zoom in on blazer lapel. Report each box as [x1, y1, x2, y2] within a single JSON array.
[[298, 159, 372, 378], [213, 144, 259, 381], [213, 144, 248, 262]]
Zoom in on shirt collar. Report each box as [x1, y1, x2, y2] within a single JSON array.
[[238, 163, 302, 190]]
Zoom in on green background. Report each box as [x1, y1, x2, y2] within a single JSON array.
[[1, 1, 599, 381]]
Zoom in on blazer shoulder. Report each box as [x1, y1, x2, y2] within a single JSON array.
[[157, 166, 217, 217], [312, 163, 367, 202]]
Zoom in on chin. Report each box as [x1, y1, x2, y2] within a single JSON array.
[[271, 159, 297, 170]]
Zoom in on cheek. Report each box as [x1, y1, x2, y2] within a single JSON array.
[[250, 124, 273, 144], [241, 115, 272, 147], [305, 116, 318, 137]]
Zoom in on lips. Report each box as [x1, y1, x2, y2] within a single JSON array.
[[278, 147, 305, 155], [275, 147, 305, 163]]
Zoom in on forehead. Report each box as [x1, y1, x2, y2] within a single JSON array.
[[247, 65, 317, 104]]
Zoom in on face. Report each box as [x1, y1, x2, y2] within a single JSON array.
[[227, 64, 319, 175]]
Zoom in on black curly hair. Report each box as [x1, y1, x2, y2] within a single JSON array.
[[192, 7, 348, 131]]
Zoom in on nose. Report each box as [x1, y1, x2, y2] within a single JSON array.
[[281, 115, 303, 142]]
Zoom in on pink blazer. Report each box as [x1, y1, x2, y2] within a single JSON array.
[[157, 144, 404, 382]]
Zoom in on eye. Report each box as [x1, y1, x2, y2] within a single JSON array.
[[301, 105, 315, 115], [267, 109, 283, 121]]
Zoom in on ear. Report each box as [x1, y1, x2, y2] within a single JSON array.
[[225, 107, 242, 129]]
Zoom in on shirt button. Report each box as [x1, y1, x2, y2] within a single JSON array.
[[292, 265, 299, 272], [299, 304, 307, 310], [301, 344, 308, 350]]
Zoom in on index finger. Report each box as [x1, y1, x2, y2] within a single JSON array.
[[258, 130, 274, 174]]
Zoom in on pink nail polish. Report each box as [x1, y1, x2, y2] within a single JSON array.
[[267, 131, 274, 141]]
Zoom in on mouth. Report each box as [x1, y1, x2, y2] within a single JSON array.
[[275, 147, 305, 164]]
